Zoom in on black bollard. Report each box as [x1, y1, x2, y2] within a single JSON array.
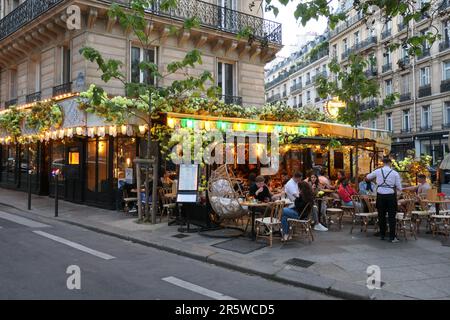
[[54, 173, 59, 217], [27, 170, 32, 210]]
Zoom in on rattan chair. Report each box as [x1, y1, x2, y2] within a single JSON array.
[[255, 201, 285, 247], [412, 198, 432, 233], [396, 199, 417, 240], [286, 202, 314, 243], [351, 195, 378, 235], [208, 165, 248, 224], [158, 187, 176, 222]]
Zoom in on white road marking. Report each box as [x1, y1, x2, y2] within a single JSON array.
[[162, 276, 237, 300], [0, 211, 49, 228], [32, 231, 115, 260]]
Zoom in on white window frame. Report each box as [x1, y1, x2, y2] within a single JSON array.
[[445, 102, 450, 125], [354, 31, 360, 45], [385, 79, 393, 95], [401, 74, 410, 94], [420, 66, 430, 86], [130, 45, 158, 85], [403, 109, 411, 130], [421, 105, 431, 127], [443, 60, 450, 81], [386, 113, 393, 131]]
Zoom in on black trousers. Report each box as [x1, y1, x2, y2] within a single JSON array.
[[376, 193, 397, 239]]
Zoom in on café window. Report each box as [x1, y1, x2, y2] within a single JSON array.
[[87, 138, 109, 193], [51, 142, 65, 182], [114, 138, 137, 185], [68, 149, 80, 165], [131, 46, 157, 85], [0, 144, 16, 183]]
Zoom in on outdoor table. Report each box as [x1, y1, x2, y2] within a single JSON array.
[[240, 200, 292, 240], [423, 199, 450, 215]]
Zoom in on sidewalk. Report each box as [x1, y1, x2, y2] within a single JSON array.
[[1, 188, 450, 300]]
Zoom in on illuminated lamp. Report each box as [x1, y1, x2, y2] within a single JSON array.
[[121, 125, 127, 135], [324, 97, 346, 119], [67, 128, 74, 138], [167, 118, 175, 129], [248, 123, 257, 131], [186, 119, 194, 129], [109, 126, 117, 137], [204, 121, 211, 131], [76, 127, 84, 136], [138, 125, 146, 135], [98, 126, 106, 137]]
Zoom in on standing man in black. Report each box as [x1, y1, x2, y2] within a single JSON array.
[[366, 157, 402, 243]]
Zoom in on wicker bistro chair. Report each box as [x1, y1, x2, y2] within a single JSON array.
[[326, 208, 344, 230], [351, 195, 378, 235], [430, 212, 450, 239], [286, 202, 314, 243], [396, 199, 417, 240], [158, 187, 177, 222], [255, 201, 285, 247], [208, 165, 248, 224], [412, 198, 432, 233], [122, 186, 138, 215]]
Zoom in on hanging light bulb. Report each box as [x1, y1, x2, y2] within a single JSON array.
[[139, 125, 146, 135], [121, 125, 127, 135], [76, 127, 83, 136], [109, 126, 117, 137], [88, 127, 95, 137], [98, 126, 106, 137]]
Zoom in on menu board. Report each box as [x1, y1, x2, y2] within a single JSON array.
[[178, 164, 199, 191]]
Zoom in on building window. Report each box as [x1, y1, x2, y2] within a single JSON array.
[[422, 105, 431, 128], [322, 64, 326, 74], [445, 102, 450, 125], [420, 29, 430, 50], [343, 38, 348, 53], [354, 31, 360, 45], [217, 61, 235, 98], [371, 119, 376, 129], [403, 109, 411, 131], [60, 46, 71, 85], [384, 49, 391, 65], [443, 60, 450, 80], [306, 90, 311, 103], [332, 44, 337, 58], [443, 20, 450, 43], [293, 96, 297, 107], [131, 46, 157, 85], [385, 79, 393, 95], [401, 74, 410, 94], [420, 66, 430, 86], [9, 69, 17, 99], [298, 76, 302, 86], [306, 72, 310, 83], [386, 113, 393, 131]]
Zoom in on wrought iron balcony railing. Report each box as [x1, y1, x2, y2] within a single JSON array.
[[4, 98, 18, 108], [219, 94, 242, 105], [397, 23, 407, 32], [1, 0, 282, 45], [397, 56, 410, 69], [330, 11, 363, 38], [419, 125, 432, 132], [265, 71, 289, 89], [305, 79, 311, 86], [314, 97, 320, 102], [267, 93, 280, 103], [418, 47, 431, 60], [400, 128, 412, 133], [297, 103, 303, 108], [360, 100, 377, 111], [381, 29, 392, 40], [0, 0, 64, 42], [399, 93, 411, 102], [53, 82, 73, 96], [441, 79, 450, 93], [439, 41, 450, 52], [382, 63, 392, 73], [419, 84, 432, 97], [26, 91, 41, 103], [442, 123, 450, 129], [364, 69, 378, 78], [290, 83, 302, 94]]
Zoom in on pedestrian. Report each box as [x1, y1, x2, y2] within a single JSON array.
[[366, 157, 402, 243]]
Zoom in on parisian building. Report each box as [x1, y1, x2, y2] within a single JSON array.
[[0, 0, 282, 208]]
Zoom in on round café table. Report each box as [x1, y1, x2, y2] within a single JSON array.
[[423, 199, 450, 216]]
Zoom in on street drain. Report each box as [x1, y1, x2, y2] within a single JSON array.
[[172, 233, 190, 239], [284, 258, 315, 268]]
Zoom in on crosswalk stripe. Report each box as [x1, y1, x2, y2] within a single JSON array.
[[162, 276, 237, 300], [32, 230, 115, 260], [0, 211, 49, 228]]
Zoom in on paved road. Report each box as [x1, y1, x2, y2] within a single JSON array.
[[0, 205, 335, 300]]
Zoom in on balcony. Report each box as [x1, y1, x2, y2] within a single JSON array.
[[53, 82, 73, 96], [397, 23, 407, 32], [397, 57, 410, 69], [330, 11, 363, 38], [419, 125, 433, 132], [441, 79, 450, 93], [309, 49, 329, 64], [381, 29, 392, 40], [4, 98, 18, 108], [290, 83, 302, 94], [0, 0, 64, 42], [282, 91, 287, 98], [399, 93, 411, 102], [365, 69, 378, 78], [419, 84, 432, 97], [265, 72, 289, 89], [26, 91, 41, 103], [382, 63, 392, 73], [305, 79, 311, 86], [439, 41, 450, 52], [219, 94, 242, 105], [400, 128, 412, 133], [0, 0, 282, 45], [267, 93, 280, 103], [341, 37, 377, 60], [442, 123, 450, 129], [360, 100, 377, 111], [315, 97, 320, 102], [297, 103, 303, 108], [417, 48, 431, 60]]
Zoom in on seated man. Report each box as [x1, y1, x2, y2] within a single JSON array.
[[403, 174, 431, 198], [359, 174, 377, 195]]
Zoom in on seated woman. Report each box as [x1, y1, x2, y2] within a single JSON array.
[[309, 173, 323, 194], [281, 181, 328, 240], [337, 178, 357, 206]]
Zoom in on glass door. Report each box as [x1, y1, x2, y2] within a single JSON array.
[[218, 0, 237, 32]]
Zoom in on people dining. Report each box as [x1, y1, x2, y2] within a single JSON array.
[[281, 181, 328, 240], [359, 174, 377, 195], [403, 174, 431, 198], [249, 175, 272, 202], [309, 173, 322, 194], [284, 172, 303, 203], [337, 178, 357, 206]]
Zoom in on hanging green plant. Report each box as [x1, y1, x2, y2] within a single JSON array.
[[0, 107, 25, 138], [327, 138, 342, 150], [26, 100, 63, 133]]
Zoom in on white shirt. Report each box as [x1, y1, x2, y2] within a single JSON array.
[[284, 178, 299, 207], [366, 166, 402, 195]]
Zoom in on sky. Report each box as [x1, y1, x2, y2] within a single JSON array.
[[262, 1, 339, 69]]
